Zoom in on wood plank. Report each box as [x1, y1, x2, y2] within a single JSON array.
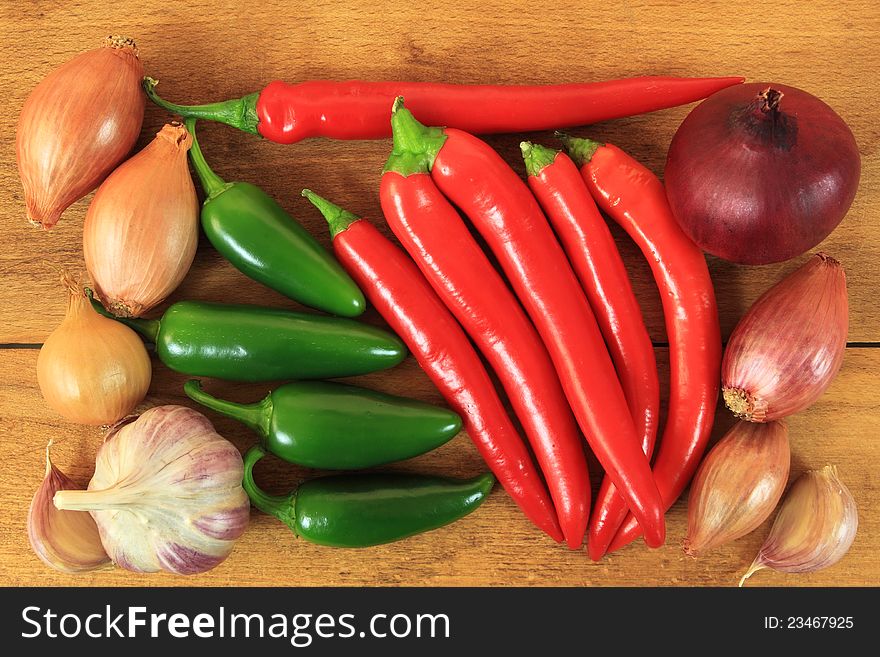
[[1, 347, 876, 586], [0, 1, 878, 343], [1, 0, 878, 589]]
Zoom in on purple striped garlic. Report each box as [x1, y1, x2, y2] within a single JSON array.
[[54, 406, 250, 575]]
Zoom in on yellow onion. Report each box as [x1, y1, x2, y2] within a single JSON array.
[[684, 421, 789, 556], [28, 442, 111, 573], [740, 466, 858, 585], [722, 254, 847, 422], [37, 275, 151, 425], [83, 123, 198, 317], [55, 406, 249, 575], [17, 36, 145, 229]]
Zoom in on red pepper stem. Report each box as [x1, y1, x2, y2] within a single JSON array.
[[242, 446, 297, 529], [184, 119, 231, 200], [142, 77, 261, 136], [302, 189, 359, 238], [183, 380, 271, 438], [556, 132, 603, 168], [384, 97, 447, 177], [520, 141, 560, 178], [86, 288, 160, 343]]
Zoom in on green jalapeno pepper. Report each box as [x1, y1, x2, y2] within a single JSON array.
[[88, 291, 405, 382], [243, 446, 494, 547], [184, 379, 461, 469], [185, 119, 365, 317]]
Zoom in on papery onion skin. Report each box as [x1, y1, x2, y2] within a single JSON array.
[[28, 443, 112, 573], [37, 279, 151, 425], [16, 36, 145, 229], [54, 406, 249, 575], [665, 83, 860, 265], [684, 421, 789, 556], [83, 123, 199, 317], [740, 466, 858, 585], [722, 253, 847, 422]]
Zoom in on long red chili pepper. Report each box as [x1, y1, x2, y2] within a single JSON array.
[[301, 189, 563, 542], [521, 143, 661, 560], [561, 136, 721, 556], [390, 99, 666, 548], [381, 157, 590, 548], [143, 76, 744, 144]]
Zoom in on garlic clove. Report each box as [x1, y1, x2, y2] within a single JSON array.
[[28, 442, 111, 574], [684, 420, 790, 556], [740, 465, 858, 586]]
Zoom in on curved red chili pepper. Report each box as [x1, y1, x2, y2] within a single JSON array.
[[562, 137, 721, 556], [144, 76, 744, 145], [380, 168, 590, 549], [302, 190, 563, 543], [389, 101, 666, 548], [521, 143, 661, 560]]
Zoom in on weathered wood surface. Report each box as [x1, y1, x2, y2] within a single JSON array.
[[0, 0, 877, 586]]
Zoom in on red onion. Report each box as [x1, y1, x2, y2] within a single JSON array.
[[16, 36, 145, 229], [665, 83, 860, 264]]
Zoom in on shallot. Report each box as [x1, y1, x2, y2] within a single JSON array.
[[16, 36, 145, 229]]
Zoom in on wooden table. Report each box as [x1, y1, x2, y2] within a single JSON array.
[[2, 0, 878, 587]]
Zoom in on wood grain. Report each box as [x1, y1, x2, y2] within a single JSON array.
[[1, 0, 878, 586], [1, 347, 877, 586]]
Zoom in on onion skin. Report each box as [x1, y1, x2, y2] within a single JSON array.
[[722, 253, 847, 422], [37, 280, 152, 425], [684, 421, 789, 556], [665, 83, 860, 264], [84, 123, 198, 317], [16, 36, 145, 229]]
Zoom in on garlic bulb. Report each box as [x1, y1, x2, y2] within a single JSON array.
[[54, 406, 249, 575], [83, 123, 199, 317], [684, 421, 789, 555], [740, 465, 858, 586], [722, 254, 848, 422], [17, 36, 145, 229], [28, 442, 111, 573], [37, 275, 151, 425]]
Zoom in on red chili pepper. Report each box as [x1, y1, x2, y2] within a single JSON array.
[[380, 161, 590, 549], [521, 143, 661, 560], [390, 99, 666, 548], [301, 189, 563, 542], [561, 136, 721, 556], [144, 76, 744, 145]]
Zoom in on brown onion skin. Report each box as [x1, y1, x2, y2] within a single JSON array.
[[665, 83, 860, 264], [722, 254, 847, 422], [684, 421, 789, 556], [16, 36, 145, 229], [83, 123, 198, 317]]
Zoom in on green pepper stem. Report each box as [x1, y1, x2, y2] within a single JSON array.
[[184, 118, 230, 199], [384, 97, 447, 177], [142, 77, 261, 136], [301, 189, 360, 238], [520, 141, 560, 178], [555, 132, 603, 168], [86, 288, 160, 343], [184, 380, 271, 437], [242, 446, 297, 529]]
